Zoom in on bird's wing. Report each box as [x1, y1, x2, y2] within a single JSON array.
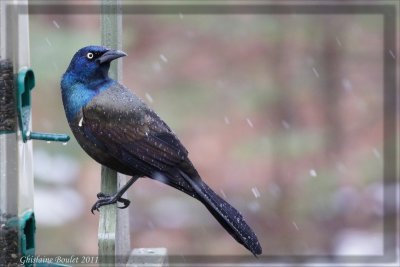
[[81, 83, 189, 177], [81, 83, 262, 256]]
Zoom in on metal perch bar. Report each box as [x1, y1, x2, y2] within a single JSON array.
[[98, 0, 129, 265], [98, 1, 167, 266]]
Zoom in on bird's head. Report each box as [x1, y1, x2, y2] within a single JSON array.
[[65, 45, 127, 82]]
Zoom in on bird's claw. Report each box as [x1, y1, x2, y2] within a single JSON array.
[[96, 192, 107, 198], [117, 198, 130, 209], [90, 192, 131, 214]]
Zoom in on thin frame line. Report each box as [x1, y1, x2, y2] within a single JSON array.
[[7, 2, 398, 265]]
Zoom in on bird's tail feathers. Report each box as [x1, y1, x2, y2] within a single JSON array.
[[178, 170, 262, 256]]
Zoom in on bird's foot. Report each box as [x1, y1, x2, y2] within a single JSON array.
[[91, 192, 131, 214]]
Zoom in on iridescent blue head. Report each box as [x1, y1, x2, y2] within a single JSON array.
[[64, 45, 127, 83], [61, 45, 127, 121]]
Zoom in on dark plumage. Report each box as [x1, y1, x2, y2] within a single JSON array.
[[61, 45, 262, 256]]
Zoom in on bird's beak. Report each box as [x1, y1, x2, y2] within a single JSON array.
[[97, 49, 127, 64]]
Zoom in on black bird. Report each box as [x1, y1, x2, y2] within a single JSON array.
[[61, 45, 262, 256]]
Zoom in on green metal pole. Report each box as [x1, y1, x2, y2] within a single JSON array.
[[99, 0, 130, 265]]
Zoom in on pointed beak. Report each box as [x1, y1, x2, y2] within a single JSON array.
[[97, 49, 127, 64]]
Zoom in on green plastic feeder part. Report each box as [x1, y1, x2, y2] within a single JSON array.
[[17, 67, 70, 143], [6, 211, 36, 258], [20, 211, 35, 257]]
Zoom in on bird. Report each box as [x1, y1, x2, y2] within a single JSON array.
[[61, 45, 262, 256]]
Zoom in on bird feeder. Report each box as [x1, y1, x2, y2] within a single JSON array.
[[0, 0, 69, 265]]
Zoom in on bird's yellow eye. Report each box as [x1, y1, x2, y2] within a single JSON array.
[[87, 52, 94, 59]]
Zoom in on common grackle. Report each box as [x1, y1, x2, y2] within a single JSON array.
[[61, 45, 262, 256]]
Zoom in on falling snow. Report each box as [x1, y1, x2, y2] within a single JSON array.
[[160, 54, 168, 63], [78, 117, 83, 127], [45, 37, 52, 47], [372, 148, 381, 159], [312, 67, 319, 78], [220, 189, 226, 198], [292, 221, 299, 231], [52, 20, 60, 29], [145, 92, 154, 103], [309, 169, 317, 177], [335, 37, 342, 47], [251, 187, 260, 198], [281, 120, 290, 129], [224, 116, 230, 125], [246, 118, 254, 128], [341, 78, 352, 92], [389, 50, 395, 59], [179, 13, 184, 19]]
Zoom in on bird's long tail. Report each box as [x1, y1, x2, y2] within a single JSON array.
[[178, 170, 262, 256]]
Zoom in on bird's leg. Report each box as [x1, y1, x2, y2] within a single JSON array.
[[95, 192, 130, 209], [91, 175, 140, 213]]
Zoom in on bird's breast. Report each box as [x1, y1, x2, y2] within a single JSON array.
[[69, 113, 112, 166]]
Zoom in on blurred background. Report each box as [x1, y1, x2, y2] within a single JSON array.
[[28, 2, 391, 258]]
